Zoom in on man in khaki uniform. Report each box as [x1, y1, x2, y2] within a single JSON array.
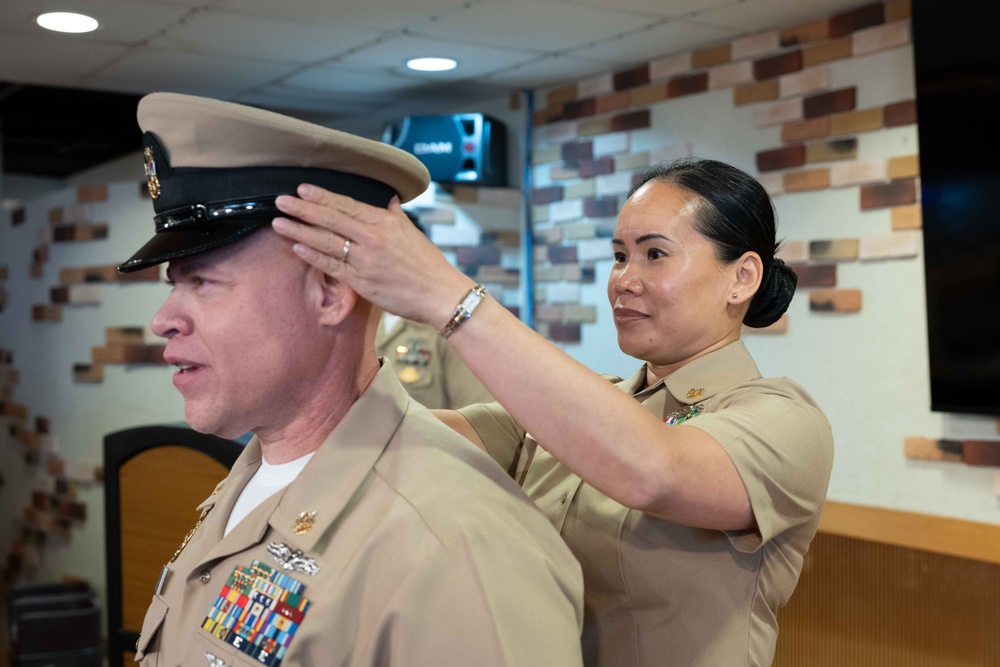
[[118, 92, 584, 667], [377, 315, 493, 409]]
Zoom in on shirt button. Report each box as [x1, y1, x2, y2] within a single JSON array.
[[199, 570, 212, 584]]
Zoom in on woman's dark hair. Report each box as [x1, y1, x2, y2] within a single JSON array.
[[627, 157, 797, 328]]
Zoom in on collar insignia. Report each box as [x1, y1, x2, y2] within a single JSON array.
[[685, 388, 704, 399], [143, 147, 161, 199], [293, 510, 316, 535]]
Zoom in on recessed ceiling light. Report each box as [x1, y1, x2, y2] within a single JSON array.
[[36, 12, 99, 34], [406, 57, 457, 72]]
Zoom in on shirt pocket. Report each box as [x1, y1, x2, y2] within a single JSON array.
[[186, 630, 282, 667], [135, 596, 168, 663]]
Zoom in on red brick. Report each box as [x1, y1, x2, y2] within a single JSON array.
[[884, 99, 917, 127], [548, 246, 579, 264], [532, 186, 564, 205], [584, 197, 618, 218], [754, 50, 803, 80], [611, 110, 651, 132], [548, 323, 582, 343], [757, 144, 807, 172], [963, 441, 1000, 466], [782, 117, 831, 143], [829, 3, 884, 37], [77, 185, 108, 203], [667, 73, 708, 98], [579, 157, 615, 178], [561, 141, 593, 162], [456, 245, 502, 266], [614, 64, 650, 91], [803, 87, 856, 118], [563, 98, 597, 120], [860, 178, 917, 210], [12, 208, 26, 226], [790, 263, 837, 287]]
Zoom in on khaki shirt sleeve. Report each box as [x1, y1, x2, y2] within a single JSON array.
[[457, 402, 526, 475], [687, 379, 834, 552], [441, 344, 495, 409], [372, 532, 584, 666]]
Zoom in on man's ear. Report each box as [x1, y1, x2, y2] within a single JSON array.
[[315, 270, 357, 326], [730, 251, 763, 303]]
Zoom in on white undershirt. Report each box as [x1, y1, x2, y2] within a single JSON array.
[[224, 452, 315, 536], [382, 313, 402, 334]]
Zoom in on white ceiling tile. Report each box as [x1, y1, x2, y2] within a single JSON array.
[[88, 48, 295, 98], [569, 18, 739, 66], [478, 55, 621, 88], [209, 0, 473, 30], [0, 32, 131, 85], [335, 34, 539, 77], [149, 7, 384, 64], [414, 0, 657, 52], [0, 0, 194, 41], [695, 0, 864, 32]]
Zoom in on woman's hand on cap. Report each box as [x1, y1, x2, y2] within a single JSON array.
[[273, 185, 466, 327]]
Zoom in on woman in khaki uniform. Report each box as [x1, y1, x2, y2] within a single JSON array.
[[273, 158, 835, 666]]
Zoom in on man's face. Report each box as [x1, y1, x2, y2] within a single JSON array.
[[151, 230, 328, 439]]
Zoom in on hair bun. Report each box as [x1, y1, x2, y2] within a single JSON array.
[[744, 259, 797, 328]]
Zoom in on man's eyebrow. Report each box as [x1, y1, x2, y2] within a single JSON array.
[[611, 233, 673, 246], [166, 259, 210, 280]]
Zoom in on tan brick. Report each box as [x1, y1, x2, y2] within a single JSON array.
[[905, 436, 962, 462], [732, 31, 780, 60], [629, 82, 668, 106], [756, 172, 783, 196], [578, 73, 614, 98], [734, 79, 780, 106], [533, 266, 564, 283], [532, 145, 562, 165], [829, 158, 887, 187], [886, 0, 911, 22], [532, 205, 550, 224], [577, 117, 614, 137], [810, 238, 859, 262], [709, 61, 753, 89], [564, 180, 596, 200], [595, 91, 630, 114], [76, 185, 108, 203], [891, 204, 922, 230], [853, 19, 911, 56], [650, 53, 691, 81], [860, 230, 920, 260], [535, 304, 564, 322], [806, 138, 858, 164], [550, 166, 580, 181], [780, 19, 831, 46], [779, 66, 830, 98], [830, 107, 884, 135], [888, 154, 920, 179], [802, 37, 852, 67], [48, 208, 64, 224], [784, 168, 830, 192], [809, 289, 862, 312], [782, 117, 831, 143], [563, 305, 598, 324], [545, 85, 578, 110], [564, 222, 598, 240], [754, 98, 803, 127], [477, 266, 520, 286], [31, 304, 62, 321], [693, 43, 731, 68], [1, 402, 28, 421], [615, 152, 650, 172], [73, 363, 104, 384], [105, 326, 152, 346]]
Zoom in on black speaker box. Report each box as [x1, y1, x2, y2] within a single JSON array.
[[384, 113, 507, 187]]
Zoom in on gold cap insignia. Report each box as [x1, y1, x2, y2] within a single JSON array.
[[686, 388, 705, 399], [143, 147, 161, 199], [293, 511, 317, 535]]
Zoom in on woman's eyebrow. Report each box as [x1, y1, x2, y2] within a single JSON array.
[[612, 233, 673, 246]]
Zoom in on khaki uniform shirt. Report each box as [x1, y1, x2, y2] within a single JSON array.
[[135, 362, 584, 667], [376, 317, 493, 409], [460, 341, 834, 667]]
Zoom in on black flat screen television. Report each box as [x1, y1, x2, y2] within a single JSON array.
[[911, 0, 1000, 416]]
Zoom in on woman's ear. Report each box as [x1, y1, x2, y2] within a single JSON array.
[[730, 251, 763, 304], [315, 270, 357, 326]]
